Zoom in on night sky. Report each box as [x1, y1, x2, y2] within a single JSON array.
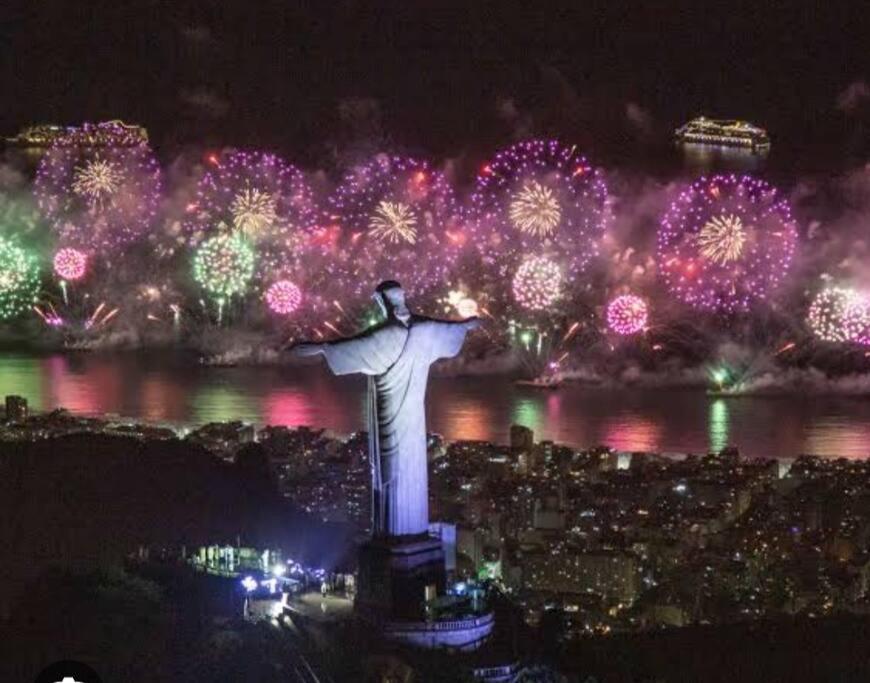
[[3, 1, 869, 168]]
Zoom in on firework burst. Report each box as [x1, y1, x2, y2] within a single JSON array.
[[329, 154, 461, 301], [469, 139, 610, 277], [845, 298, 870, 347], [192, 233, 256, 302], [508, 181, 562, 237], [265, 279, 303, 315], [0, 237, 40, 320], [468, 140, 608, 330], [230, 186, 279, 238], [53, 248, 88, 281], [185, 150, 318, 281], [34, 122, 162, 252], [607, 294, 649, 335], [807, 286, 870, 344], [71, 157, 124, 208], [658, 174, 797, 312], [697, 214, 746, 264], [512, 255, 562, 311], [438, 287, 482, 318], [369, 201, 418, 244]]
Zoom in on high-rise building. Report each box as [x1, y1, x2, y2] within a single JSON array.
[[522, 549, 641, 603], [510, 424, 534, 452], [5, 395, 28, 422]]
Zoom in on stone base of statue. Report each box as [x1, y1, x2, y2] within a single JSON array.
[[355, 534, 446, 621], [355, 534, 494, 651]]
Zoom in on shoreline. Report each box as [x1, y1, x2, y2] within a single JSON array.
[[5, 345, 870, 398], [1, 406, 859, 464]]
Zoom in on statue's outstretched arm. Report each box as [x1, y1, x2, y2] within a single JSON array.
[[292, 324, 399, 376], [291, 342, 325, 358], [290, 324, 381, 358], [427, 316, 481, 361]]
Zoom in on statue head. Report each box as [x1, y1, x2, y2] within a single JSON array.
[[374, 280, 410, 323]]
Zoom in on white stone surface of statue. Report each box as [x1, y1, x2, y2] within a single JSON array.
[[293, 281, 479, 537]]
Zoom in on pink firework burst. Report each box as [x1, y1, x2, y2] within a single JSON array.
[[53, 247, 88, 281], [606, 294, 649, 335], [658, 174, 798, 313], [265, 279, 303, 315], [846, 297, 870, 347]]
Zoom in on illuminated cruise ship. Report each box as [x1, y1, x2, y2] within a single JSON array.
[[5, 120, 148, 149], [675, 116, 770, 152]]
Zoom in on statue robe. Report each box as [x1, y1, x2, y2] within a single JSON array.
[[321, 316, 470, 537]]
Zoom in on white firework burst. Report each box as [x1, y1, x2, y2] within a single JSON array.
[[508, 181, 562, 238], [230, 187, 278, 238], [441, 288, 480, 317], [697, 214, 747, 264], [512, 255, 562, 310], [71, 157, 124, 208], [368, 200, 418, 244]]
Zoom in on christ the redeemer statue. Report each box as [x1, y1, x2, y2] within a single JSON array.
[[294, 280, 479, 538]]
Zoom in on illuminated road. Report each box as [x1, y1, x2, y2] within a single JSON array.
[[271, 613, 334, 683]]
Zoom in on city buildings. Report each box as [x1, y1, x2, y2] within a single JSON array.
[[5, 408, 869, 643]]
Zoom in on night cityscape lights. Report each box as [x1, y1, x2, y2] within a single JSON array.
[[658, 174, 797, 313], [8, 8, 870, 682]]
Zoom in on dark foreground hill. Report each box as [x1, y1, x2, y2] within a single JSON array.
[[0, 432, 351, 614]]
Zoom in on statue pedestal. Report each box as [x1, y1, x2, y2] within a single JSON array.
[[355, 535, 446, 621], [354, 535, 495, 651]]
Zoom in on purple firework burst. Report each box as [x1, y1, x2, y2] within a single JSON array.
[[34, 122, 162, 253], [328, 154, 462, 301], [468, 139, 610, 278], [185, 150, 318, 270], [658, 174, 798, 313]]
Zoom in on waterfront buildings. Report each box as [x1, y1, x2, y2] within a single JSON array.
[[5, 408, 870, 642]]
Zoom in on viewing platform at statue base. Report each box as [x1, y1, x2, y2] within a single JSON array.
[[355, 534, 494, 651]]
